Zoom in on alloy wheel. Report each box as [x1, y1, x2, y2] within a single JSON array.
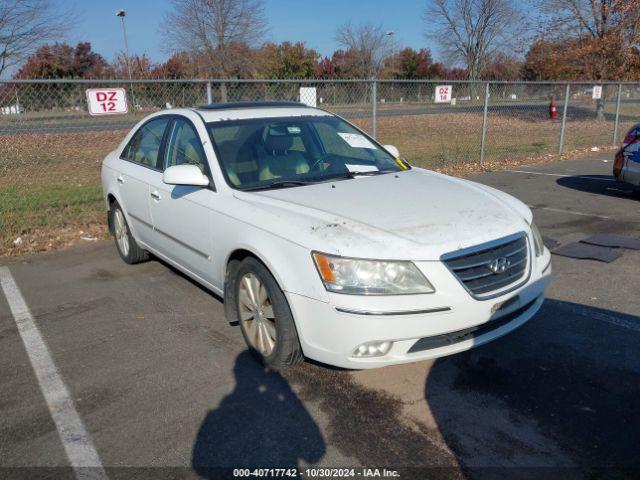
[[114, 209, 130, 257], [238, 273, 276, 356]]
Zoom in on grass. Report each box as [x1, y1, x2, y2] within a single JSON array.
[[0, 130, 123, 255], [0, 184, 102, 213], [0, 110, 625, 256]]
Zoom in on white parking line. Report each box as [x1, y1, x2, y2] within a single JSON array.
[[527, 205, 611, 220], [504, 169, 615, 181], [0, 266, 107, 480]]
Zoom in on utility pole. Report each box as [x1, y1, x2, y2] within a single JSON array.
[[116, 9, 136, 109], [385, 31, 395, 101]]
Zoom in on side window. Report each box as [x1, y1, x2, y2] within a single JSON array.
[[122, 117, 170, 168], [164, 119, 207, 173]]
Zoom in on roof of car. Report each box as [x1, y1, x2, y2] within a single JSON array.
[[197, 101, 306, 110], [192, 101, 331, 122]]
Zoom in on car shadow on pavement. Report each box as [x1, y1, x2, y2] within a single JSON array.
[[424, 299, 640, 479], [191, 350, 326, 478], [556, 175, 638, 199]]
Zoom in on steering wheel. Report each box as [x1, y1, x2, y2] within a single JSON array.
[[308, 154, 342, 172]]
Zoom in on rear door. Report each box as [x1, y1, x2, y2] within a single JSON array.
[[147, 116, 216, 283], [116, 117, 170, 246]]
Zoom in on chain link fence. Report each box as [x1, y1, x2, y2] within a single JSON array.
[[1, 78, 639, 255]]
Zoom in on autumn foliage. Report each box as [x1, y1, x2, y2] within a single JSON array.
[[525, 0, 640, 81]]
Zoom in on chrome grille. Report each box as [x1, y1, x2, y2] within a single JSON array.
[[443, 234, 529, 298]]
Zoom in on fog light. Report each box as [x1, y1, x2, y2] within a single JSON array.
[[352, 341, 393, 358]]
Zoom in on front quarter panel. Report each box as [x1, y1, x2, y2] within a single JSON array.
[[212, 193, 329, 302]]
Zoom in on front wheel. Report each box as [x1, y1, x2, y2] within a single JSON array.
[[234, 257, 303, 370]]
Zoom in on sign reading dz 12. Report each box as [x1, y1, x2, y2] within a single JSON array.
[[86, 88, 128, 115], [435, 85, 452, 103]]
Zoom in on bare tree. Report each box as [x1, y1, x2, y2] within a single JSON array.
[[0, 0, 67, 78], [424, 0, 523, 80], [163, 0, 267, 80], [335, 22, 396, 78]]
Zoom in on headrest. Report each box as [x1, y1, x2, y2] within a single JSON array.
[[264, 126, 294, 153]]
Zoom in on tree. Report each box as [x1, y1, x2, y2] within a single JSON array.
[[480, 54, 522, 80], [442, 66, 468, 79], [424, 0, 524, 80], [72, 42, 112, 78], [163, 0, 267, 81], [386, 47, 444, 79], [0, 0, 68, 78], [335, 22, 395, 77], [112, 53, 158, 79], [521, 38, 583, 80], [156, 51, 193, 79], [258, 42, 319, 79], [537, 0, 640, 118], [15, 42, 111, 79], [329, 48, 362, 78], [315, 56, 335, 79]]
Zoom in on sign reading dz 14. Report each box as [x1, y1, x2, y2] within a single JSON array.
[[435, 85, 452, 103], [86, 88, 128, 115]]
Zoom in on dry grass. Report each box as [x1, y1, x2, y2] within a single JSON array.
[[0, 131, 124, 256], [355, 112, 626, 169], [0, 112, 622, 257]]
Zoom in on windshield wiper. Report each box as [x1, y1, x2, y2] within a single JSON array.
[[326, 169, 396, 180], [239, 170, 397, 191], [239, 179, 319, 191]]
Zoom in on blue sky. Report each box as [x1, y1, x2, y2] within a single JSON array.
[[60, 0, 434, 63]]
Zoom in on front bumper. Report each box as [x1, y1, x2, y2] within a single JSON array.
[[287, 248, 551, 369]]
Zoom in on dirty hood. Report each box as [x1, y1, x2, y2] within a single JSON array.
[[234, 168, 532, 260]]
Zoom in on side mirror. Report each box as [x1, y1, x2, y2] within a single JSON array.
[[383, 144, 400, 158], [163, 164, 209, 187]]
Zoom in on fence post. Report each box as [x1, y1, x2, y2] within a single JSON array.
[[479, 82, 490, 165], [558, 83, 570, 156], [612, 83, 622, 146], [371, 79, 377, 140], [206, 81, 212, 104]]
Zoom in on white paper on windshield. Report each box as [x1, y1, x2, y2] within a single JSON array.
[[337, 132, 377, 149], [345, 164, 379, 173]]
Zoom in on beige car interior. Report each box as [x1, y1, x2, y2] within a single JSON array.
[[222, 125, 310, 186]]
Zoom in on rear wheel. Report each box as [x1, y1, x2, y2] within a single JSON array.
[[234, 257, 303, 370], [109, 202, 149, 264]]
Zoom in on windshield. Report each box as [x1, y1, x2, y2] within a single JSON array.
[[207, 115, 408, 190]]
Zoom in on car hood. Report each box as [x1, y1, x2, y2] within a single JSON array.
[[233, 168, 532, 260]]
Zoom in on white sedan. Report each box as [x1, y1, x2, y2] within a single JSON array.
[[101, 101, 552, 370]]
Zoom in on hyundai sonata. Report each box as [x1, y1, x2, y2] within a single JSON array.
[[101, 101, 551, 370]]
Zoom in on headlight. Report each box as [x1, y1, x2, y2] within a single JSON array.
[[530, 222, 544, 257], [312, 252, 435, 295]]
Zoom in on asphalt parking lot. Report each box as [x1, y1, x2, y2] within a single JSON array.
[[1, 153, 639, 479]]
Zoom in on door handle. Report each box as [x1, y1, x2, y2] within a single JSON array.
[[116, 175, 124, 184], [150, 191, 161, 201]]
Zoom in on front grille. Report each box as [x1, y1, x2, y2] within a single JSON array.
[[443, 233, 529, 298]]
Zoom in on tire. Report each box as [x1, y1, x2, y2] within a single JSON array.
[[109, 201, 149, 264], [233, 257, 303, 370]]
